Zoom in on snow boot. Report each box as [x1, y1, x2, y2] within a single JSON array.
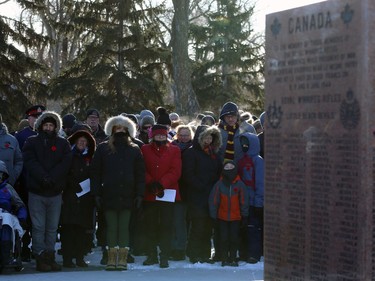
[[159, 255, 169, 268], [76, 256, 88, 267], [105, 248, 118, 271], [100, 248, 108, 265], [143, 251, 158, 265], [35, 251, 52, 272], [116, 247, 128, 270], [46, 250, 62, 271]]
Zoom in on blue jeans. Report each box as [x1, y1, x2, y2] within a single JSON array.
[[28, 192, 62, 254]]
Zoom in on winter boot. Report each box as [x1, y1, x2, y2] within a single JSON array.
[[105, 248, 118, 271], [116, 247, 128, 270], [143, 249, 158, 266], [35, 251, 52, 272], [100, 247, 108, 265], [159, 255, 169, 268], [21, 246, 31, 262], [46, 250, 62, 271], [63, 256, 76, 268], [143, 253, 158, 266], [127, 253, 135, 263], [76, 256, 88, 267]]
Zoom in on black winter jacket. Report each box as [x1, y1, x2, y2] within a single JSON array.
[[182, 125, 222, 217], [23, 132, 72, 197], [61, 131, 96, 227], [90, 140, 145, 211]]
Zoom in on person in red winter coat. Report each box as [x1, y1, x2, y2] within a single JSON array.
[[141, 124, 182, 268]]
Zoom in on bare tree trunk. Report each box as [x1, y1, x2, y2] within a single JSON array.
[[171, 0, 200, 117]]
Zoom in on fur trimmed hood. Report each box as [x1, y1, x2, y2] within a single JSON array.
[[194, 125, 222, 153], [68, 130, 96, 158], [104, 115, 136, 138], [34, 111, 62, 133]]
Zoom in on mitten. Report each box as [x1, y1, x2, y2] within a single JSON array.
[[151, 182, 164, 198], [75, 183, 83, 193]]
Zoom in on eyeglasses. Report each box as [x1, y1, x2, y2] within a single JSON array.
[[142, 126, 152, 130], [178, 134, 190, 137]]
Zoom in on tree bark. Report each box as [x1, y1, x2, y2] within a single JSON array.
[[171, 0, 199, 117]]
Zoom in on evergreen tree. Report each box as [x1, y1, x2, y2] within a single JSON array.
[[190, 0, 264, 114], [49, 0, 170, 118], [0, 12, 47, 130]]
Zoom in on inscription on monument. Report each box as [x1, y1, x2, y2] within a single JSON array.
[[264, 1, 373, 280]]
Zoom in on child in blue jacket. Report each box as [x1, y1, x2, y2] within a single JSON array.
[[237, 132, 264, 264]]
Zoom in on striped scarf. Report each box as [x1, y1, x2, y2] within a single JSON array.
[[219, 122, 238, 162]]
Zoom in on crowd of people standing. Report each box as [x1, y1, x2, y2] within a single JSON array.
[[0, 101, 265, 272]]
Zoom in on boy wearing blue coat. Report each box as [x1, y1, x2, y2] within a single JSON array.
[[237, 132, 264, 264]]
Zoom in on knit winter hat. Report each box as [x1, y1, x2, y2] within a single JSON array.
[[151, 124, 168, 137], [126, 114, 139, 126], [201, 115, 216, 126], [140, 115, 155, 127], [169, 112, 180, 122], [219, 102, 239, 120], [140, 109, 155, 120], [86, 108, 100, 118], [41, 116, 57, 128], [62, 113, 77, 129], [156, 107, 171, 126]]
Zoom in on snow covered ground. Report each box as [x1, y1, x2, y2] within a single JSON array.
[[2, 246, 264, 281]]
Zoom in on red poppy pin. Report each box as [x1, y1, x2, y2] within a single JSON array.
[[84, 157, 91, 165], [51, 145, 57, 152], [233, 187, 238, 193], [4, 142, 10, 149]]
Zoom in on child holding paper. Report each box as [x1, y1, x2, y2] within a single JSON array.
[[141, 124, 182, 268]]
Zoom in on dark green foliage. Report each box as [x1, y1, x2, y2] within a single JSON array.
[[0, 15, 47, 130], [48, 0, 170, 117], [190, 0, 264, 115]]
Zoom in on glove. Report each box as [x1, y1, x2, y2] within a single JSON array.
[[134, 196, 143, 209], [42, 177, 54, 189], [150, 182, 164, 198], [95, 196, 102, 210], [75, 184, 83, 193], [241, 216, 248, 228]]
